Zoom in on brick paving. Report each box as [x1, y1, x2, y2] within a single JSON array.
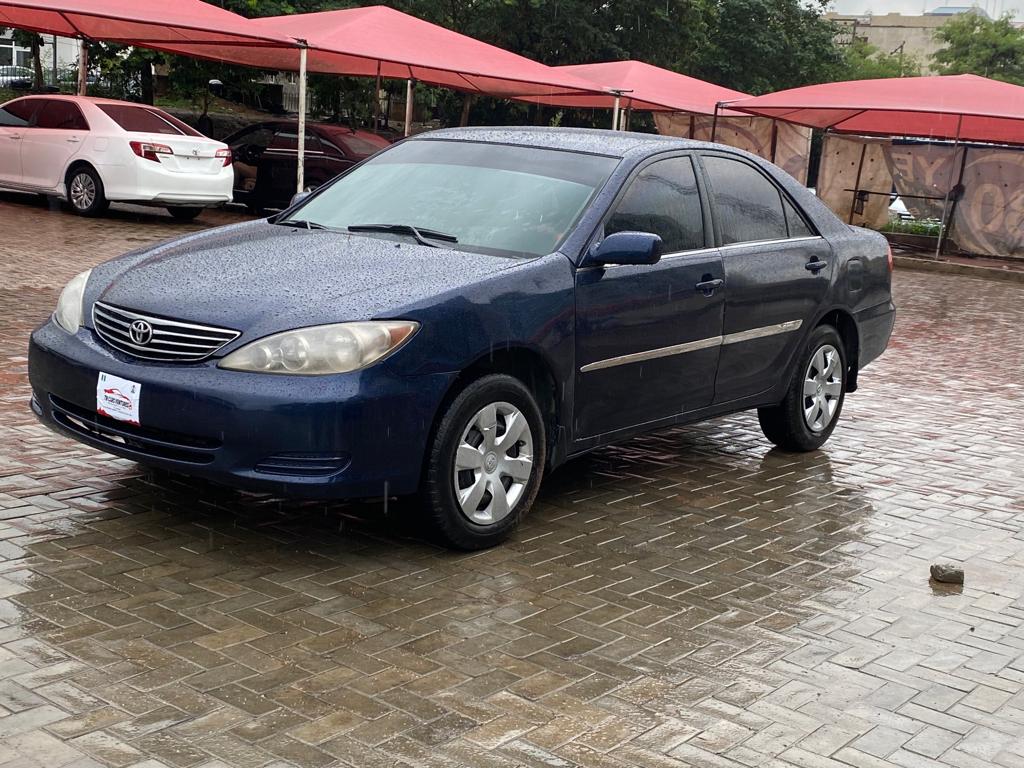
[[1, 192, 1023, 768]]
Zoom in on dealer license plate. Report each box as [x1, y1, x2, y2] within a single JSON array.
[[97, 372, 141, 425]]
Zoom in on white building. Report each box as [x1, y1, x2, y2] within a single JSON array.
[[0, 30, 79, 78]]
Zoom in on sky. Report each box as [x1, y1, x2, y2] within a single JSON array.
[[828, 0, 1022, 19]]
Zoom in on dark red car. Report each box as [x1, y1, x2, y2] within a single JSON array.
[[224, 121, 391, 212]]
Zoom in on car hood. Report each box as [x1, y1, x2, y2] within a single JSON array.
[[86, 220, 524, 339]]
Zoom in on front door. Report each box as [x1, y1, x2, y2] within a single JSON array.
[[0, 98, 39, 188], [574, 155, 725, 439], [21, 99, 88, 191], [698, 153, 832, 404]]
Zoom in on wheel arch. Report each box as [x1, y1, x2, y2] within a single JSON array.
[[815, 307, 860, 393], [63, 159, 103, 199], [432, 345, 562, 470]]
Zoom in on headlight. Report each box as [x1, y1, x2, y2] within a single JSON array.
[[54, 269, 92, 333], [219, 321, 418, 375]]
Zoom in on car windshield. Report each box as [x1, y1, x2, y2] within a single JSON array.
[[291, 140, 618, 258]]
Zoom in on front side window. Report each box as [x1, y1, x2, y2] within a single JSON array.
[[702, 155, 788, 245], [35, 100, 88, 130], [292, 140, 618, 258], [605, 157, 704, 253], [0, 98, 37, 127]]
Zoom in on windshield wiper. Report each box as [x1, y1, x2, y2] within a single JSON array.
[[347, 223, 458, 247], [275, 218, 328, 230]]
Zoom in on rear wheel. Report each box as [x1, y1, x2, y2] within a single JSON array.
[[66, 166, 109, 217], [422, 374, 545, 550], [167, 206, 202, 221], [758, 324, 847, 452]]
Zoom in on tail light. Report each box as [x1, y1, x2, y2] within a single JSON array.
[[130, 140, 172, 163], [216, 147, 232, 167], [886, 244, 894, 272]]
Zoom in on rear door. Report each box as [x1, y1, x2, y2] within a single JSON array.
[[260, 127, 322, 207], [574, 155, 725, 439], [0, 98, 38, 187], [698, 152, 832, 404]]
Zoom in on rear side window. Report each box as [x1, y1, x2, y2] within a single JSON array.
[[605, 157, 704, 253], [97, 104, 200, 136], [35, 100, 88, 130], [270, 129, 322, 153], [0, 98, 37, 127], [702, 155, 788, 245]]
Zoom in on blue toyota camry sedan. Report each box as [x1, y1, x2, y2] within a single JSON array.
[[29, 127, 895, 549]]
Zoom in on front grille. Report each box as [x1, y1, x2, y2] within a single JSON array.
[[49, 395, 219, 464], [92, 302, 240, 362]]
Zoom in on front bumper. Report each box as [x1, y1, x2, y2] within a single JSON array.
[[29, 320, 454, 499]]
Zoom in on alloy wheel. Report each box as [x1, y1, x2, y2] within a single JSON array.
[[803, 343, 842, 431], [69, 173, 96, 210], [453, 401, 534, 525]]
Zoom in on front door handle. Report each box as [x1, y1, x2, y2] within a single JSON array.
[[695, 277, 724, 296], [7, 134, 21, 140], [805, 259, 828, 273]]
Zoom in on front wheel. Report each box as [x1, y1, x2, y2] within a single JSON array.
[[758, 324, 847, 452], [422, 374, 545, 550], [66, 167, 109, 217]]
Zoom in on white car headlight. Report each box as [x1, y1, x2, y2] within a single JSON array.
[[54, 269, 92, 333], [219, 321, 419, 375]]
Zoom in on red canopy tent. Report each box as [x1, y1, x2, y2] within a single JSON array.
[[523, 60, 749, 128], [727, 74, 1024, 255], [724, 74, 1024, 145]]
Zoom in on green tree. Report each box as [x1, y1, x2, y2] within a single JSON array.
[[841, 39, 920, 80], [932, 13, 1024, 84]]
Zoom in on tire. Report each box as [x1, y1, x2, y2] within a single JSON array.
[[422, 374, 546, 550], [65, 166, 109, 217], [758, 324, 847, 452], [167, 207, 202, 221]]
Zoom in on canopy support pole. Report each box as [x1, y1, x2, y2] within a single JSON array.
[[935, 114, 964, 260], [612, 94, 621, 131], [847, 142, 868, 225], [296, 43, 308, 195], [459, 93, 473, 127], [404, 79, 414, 137], [769, 119, 779, 164], [373, 60, 382, 132], [711, 103, 720, 142], [77, 39, 88, 96]]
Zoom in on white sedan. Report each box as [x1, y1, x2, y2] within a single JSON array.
[[0, 95, 233, 219]]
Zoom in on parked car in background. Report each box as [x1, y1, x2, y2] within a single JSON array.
[[0, 95, 233, 219], [223, 120, 390, 212], [0, 65, 34, 89], [29, 127, 895, 549]]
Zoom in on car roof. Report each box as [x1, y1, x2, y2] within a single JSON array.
[[7, 94, 163, 108], [418, 126, 718, 159]]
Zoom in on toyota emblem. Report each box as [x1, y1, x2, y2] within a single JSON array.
[[128, 319, 153, 345]]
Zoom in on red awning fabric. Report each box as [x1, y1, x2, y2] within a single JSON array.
[[0, 0, 296, 54], [726, 74, 1024, 145], [153, 5, 608, 99], [522, 60, 750, 114]]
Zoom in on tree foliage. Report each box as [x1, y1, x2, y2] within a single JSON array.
[[933, 13, 1024, 84], [840, 39, 920, 80]]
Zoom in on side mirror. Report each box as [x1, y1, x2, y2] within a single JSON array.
[[289, 189, 312, 207], [586, 231, 663, 267]]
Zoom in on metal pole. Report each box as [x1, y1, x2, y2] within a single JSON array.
[[848, 141, 868, 225], [711, 103, 720, 142], [77, 39, 88, 96], [296, 44, 307, 195], [51, 34, 57, 86], [935, 114, 963, 259], [404, 79, 414, 137], [373, 60, 382, 132], [611, 94, 620, 131]]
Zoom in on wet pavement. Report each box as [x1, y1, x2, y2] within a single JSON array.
[[1, 191, 1023, 768]]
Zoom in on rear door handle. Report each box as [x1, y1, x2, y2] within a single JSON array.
[[696, 278, 724, 296], [66, 138, 81, 143], [7, 134, 21, 140], [805, 259, 828, 272]]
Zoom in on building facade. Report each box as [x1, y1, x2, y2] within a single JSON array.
[[826, 7, 990, 73]]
